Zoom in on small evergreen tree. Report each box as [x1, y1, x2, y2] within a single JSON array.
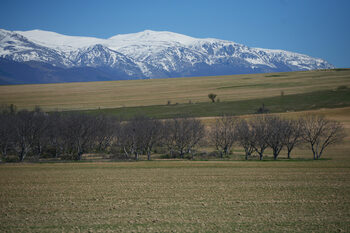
[[208, 93, 217, 103]]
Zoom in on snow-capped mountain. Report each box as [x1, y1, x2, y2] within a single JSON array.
[[0, 28, 334, 84]]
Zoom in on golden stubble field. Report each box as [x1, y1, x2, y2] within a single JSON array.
[[0, 107, 350, 232], [0, 69, 349, 111]]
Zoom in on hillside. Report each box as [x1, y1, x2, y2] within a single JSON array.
[[0, 69, 349, 113]]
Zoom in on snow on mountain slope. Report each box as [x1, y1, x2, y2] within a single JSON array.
[[253, 47, 331, 70], [0, 29, 68, 66], [108, 30, 197, 45], [0, 28, 335, 84], [71, 44, 143, 76], [16, 29, 104, 52]]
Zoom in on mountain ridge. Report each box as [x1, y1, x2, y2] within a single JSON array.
[[0, 29, 334, 84]]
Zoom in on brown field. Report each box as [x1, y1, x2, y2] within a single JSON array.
[[0, 69, 349, 111], [200, 106, 350, 126], [1, 107, 350, 232]]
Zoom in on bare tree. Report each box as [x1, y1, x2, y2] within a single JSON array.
[[163, 117, 204, 158], [236, 119, 254, 160], [210, 116, 236, 157], [46, 112, 65, 158], [282, 118, 303, 159], [0, 111, 15, 161], [301, 115, 346, 160], [60, 113, 97, 160], [120, 116, 163, 160], [117, 122, 134, 159], [119, 117, 146, 160], [186, 118, 205, 159], [250, 115, 269, 160], [265, 115, 287, 160], [12, 110, 36, 161], [162, 120, 176, 158], [139, 118, 162, 160], [31, 107, 49, 159], [93, 115, 120, 153]]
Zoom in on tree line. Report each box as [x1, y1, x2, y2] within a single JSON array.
[[213, 114, 345, 160], [0, 105, 346, 162]]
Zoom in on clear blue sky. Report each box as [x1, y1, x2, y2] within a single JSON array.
[[0, 0, 349, 67]]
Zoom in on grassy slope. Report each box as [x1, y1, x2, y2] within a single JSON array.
[[0, 69, 349, 111], [81, 87, 350, 119]]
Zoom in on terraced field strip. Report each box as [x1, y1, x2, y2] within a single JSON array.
[[0, 69, 349, 111], [80, 87, 350, 119]]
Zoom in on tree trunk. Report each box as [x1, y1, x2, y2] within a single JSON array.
[[287, 149, 291, 159], [37, 143, 42, 157], [255, 148, 264, 161], [180, 149, 184, 159], [1, 147, 7, 161], [224, 146, 229, 157], [123, 146, 129, 159], [317, 144, 327, 160], [147, 151, 151, 161], [315, 146, 319, 160], [77, 151, 83, 160], [19, 149, 26, 162], [316, 153, 320, 160], [54, 147, 59, 158], [311, 146, 316, 160]]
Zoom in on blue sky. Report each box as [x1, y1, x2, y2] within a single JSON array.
[[0, 0, 349, 67]]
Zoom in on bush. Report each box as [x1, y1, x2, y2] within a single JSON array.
[[336, 85, 347, 90], [3, 156, 20, 163], [255, 103, 269, 114]]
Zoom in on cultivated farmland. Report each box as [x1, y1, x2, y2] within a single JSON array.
[[0, 107, 350, 232], [0, 69, 349, 111], [0, 70, 350, 232], [1, 152, 349, 232]]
